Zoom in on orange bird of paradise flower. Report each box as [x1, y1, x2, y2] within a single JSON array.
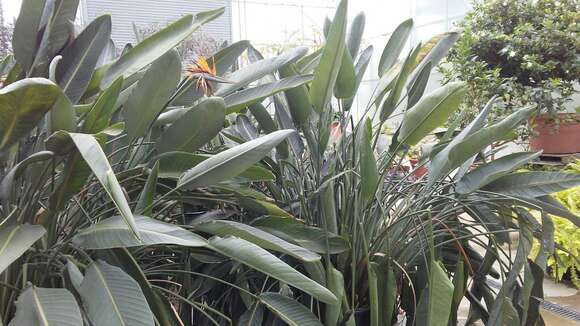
[[185, 56, 222, 96]]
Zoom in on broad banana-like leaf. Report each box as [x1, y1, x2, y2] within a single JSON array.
[[12, 0, 46, 73], [408, 32, 459, 87], [260, 292, 323, 326], [344, 45, 373, 111], [279, 64, 312, 126], [334, 49, 356, 99], [208, 236, 337, 304], [224, 75, 312, 114], [83, 76, 124, 133], [56, 15, 111, 103], [213, 40, 250, 75], [66, 261, 84, 293], [0, 224, 46, 273], [325, 266, 345, 325], [380, 44, 421, 121], [8, 286, 82, 326], [358, 118, 379, 202], [250, 103, 277, 133], [397, 82, 465, 146], [368, 261, 397, 326], [48, 132, 139, 238], [48, 0, 80, 55], [456, 151, 542, 194], [177, 129, 294, 189], [238, 197, 293, 218], [378, 18, 413, 76], [101, 9, 224, 87], [483, 172, 580, 198], [346, 12, 365, 58], [309, 0, 347, 112], [415, 260, 454, 326], [73, 215, 207, 249], [109, 248, 182, 326], [79, 260, 155, 326], [428, 106, 534, 186], [406, 61, 432, 108], [49, 94, 75, 133], [124, 50, 181, 143], [253, 216, 349, 254], [523, 196, 580, 227], [216, 47, 308, 96], [0, 78, 62, 151], [156, 151, 274, 183], [196, 220, 320, 262]]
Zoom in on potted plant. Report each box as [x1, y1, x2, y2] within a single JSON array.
[[441, 0, 580, 154]]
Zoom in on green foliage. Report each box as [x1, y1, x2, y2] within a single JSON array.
[[534, 161, 580, 287], [0, 0, 579, 325], [441, 0, 580, 127]]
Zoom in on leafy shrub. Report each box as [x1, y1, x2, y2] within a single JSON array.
[[441, 0, 580, 127]]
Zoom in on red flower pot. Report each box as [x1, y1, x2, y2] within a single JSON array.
[[530, 114, 580, 154]]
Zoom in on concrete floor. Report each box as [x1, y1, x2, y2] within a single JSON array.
[[541, 279, 579, 325]]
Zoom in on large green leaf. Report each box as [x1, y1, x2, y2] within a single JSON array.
[[208, 236, 337, 304], [347, 12, 366, 58], [0, 224, 46, 273], [12, 0, 46, 73], [253, 216, 349, 254], [358, 118, 379, 202], [79, 260, 155, 326], [215, 47, 307, 96], [309, 0, 347, 113], [101, 9, 223, 87], [124, 50, 181, 142], [334, 49, 356, 99], [212, 40, 249, 75], [196, 220, 320, 262], [344, 45, 373, 111], [378, 18, 413, 76], [49, 94, 75, 133], [415, 260, 454, 326], [260, 293, 323, 326], [428, 106, 534, 186], [47, 0, 80, 55], [83, 76, 124, 133], [368, 261, 397, 326], [408, 32, 459, 87], [278, 64, 312, 126], [177, 129, 294, 189], [0, 78, 62, 151], [456, 151, 542, 194], [56, 15, 111, 103], [380, 44, 421, 121], [325, 266, 345, 325], [48, 132, 139, 238], [397, 82, 465, 146], [8, 286, 82, 326], [224, 75, 312, 114], [483, 172, 580, 198], [156, 151, 274, 183], [73, 215, 207, 249]]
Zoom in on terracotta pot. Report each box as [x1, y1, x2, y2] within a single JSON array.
[[529, 113, 580, 154]]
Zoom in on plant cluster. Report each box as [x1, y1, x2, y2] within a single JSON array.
[[441, 0, 580, 126], [0, 0, 579, 325]]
